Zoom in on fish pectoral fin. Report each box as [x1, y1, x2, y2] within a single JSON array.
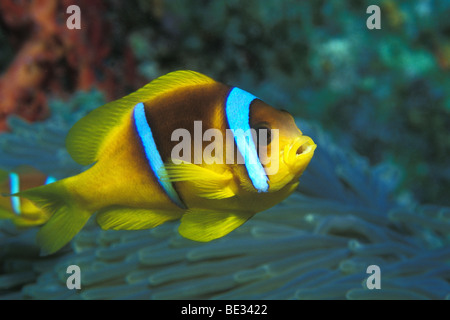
[[191, 181, 235, 199], [161, 162, 236, 199], [240, 178, 257, 193], [179, 209, 254, 242], [96, 206, 182, 230]]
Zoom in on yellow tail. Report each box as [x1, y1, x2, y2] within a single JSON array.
[[0, 207, 51, 228], [12, 180, 91, 255]]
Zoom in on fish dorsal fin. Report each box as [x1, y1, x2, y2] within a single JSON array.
[[66, 70, 216, 165]]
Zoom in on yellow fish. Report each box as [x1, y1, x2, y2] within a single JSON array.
[[0, 168, 55, 227], [7, 70, 316, 254]]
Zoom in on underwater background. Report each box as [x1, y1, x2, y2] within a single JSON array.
[[0, 0, 449, 300]]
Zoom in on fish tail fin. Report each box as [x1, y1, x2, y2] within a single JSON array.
[[13, 180, 91, 255]]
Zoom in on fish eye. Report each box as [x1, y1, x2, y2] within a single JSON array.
[[252, 123, 272, 147]]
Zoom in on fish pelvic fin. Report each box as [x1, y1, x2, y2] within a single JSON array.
[[12, 181, 91, 255], [179, 209, 254, 242]]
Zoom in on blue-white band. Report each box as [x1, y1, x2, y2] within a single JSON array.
[[45, 176, 57, 185], [133, 102, 185, 208], [225, 87, 269, 192], [9, 172, 21, 215]]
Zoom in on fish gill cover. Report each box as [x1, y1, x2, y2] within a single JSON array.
[[0, 0, 449, 300]]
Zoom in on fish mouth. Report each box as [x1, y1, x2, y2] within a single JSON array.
[[284, 136, 317, 169]]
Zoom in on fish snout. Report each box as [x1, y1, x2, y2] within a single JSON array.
[[283, 136, 317, 173]]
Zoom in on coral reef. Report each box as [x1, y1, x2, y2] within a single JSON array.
[[0, 90, 103, 178], [1, 1, 448, 204], [127, 0, 450, 205], [0, 1, 449, 300], [0, 0, 144, 131], [0, 97, 448, 299]]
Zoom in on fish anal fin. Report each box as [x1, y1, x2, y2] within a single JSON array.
[[179, 209, 254, 242], [161, 162, 236, 200], [96, 206, 182, 230]]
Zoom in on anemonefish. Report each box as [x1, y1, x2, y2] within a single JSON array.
[[0, 168, 55, 227], [6, 70, 316, 255]]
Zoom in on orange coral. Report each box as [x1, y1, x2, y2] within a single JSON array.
[[0, 0, 142, 131]]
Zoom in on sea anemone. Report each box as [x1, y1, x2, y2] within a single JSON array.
[[0, 96, 448, 299]]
